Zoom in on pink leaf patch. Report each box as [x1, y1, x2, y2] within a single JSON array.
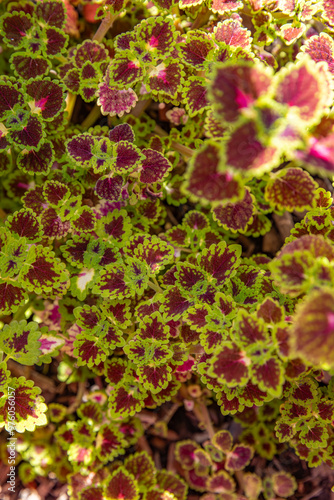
[[214, 20, 252, 50], [98, 82, 138, 117]]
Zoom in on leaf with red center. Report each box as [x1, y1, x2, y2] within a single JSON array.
[[44, 27, 68, 56], [35, 0, 66, 29], [43, 180, 69, 207], [175, 440, 201, 470], [40, 208, 70, 239], [17, 141, 54, 175], [209, 62, 272, 124], [280, 23, 305, 45], [197, 241, 241, 286], [234, 310, 267, 347], [97, 83, 138, 117], [257, 298, 284, 324], [73, 335, 109, 368], [25, 78, 65, 121], [109, 382, 146, 418], [1, 12, 33, 48], [108, 54, 143, 89], [5, 208, 42, 242], [139, 149, 172, 184], [301, 33, 334, 75], [207, 471, 235, 493], [95, 424, 126, 462], [0, 82, 24, 119], [176, 263, 208, 297], [184, 141, 244, 205], [74, 305, 101, 331], [105, 358, 128, 385], [134, 16, 176, 58], [137, 313, 170, 342], [214, 20, 252, 51], [148, 60, 185, 100], [212, 430, 233, 452], [66, 134, 94, 166], [210, 0, 243, 13], [11, 116, 44, 150], [290, 287, 334, 368], [265, 167, 317, 211], [272, 472, 297, 498], [113, 141, 143, 174], [323, 0, 334, 26], [105, 468, 139, 500], [269, 234, 334, 296], [138, 364, 173, 393], [252, 357, 284, 397], [183, 77, 210, 117], [95, 175, 124, 201], [74, 40, 108, 68], [224, 122, 279, 174], [124, 452, 155, 492], [0, 281, 28, 315], [155, 470, 187, 500], [72, 207, 96, 233], [160, 287, 195, 320], [79, 487, 104, 500], [180, 31, 215, 69], [97, 209, 132, 247], [94, 268, 130, 300], [20, 245, 69, 295], [274, 59, 332, 126], [225, 444, 253, 471], [299, 420, 328, 448], [213, 189, 254, 232], [131, 236, 174, 274], [10, 53, 51, 79], [209, 343, 250, 386], [109, 124, 135, 143], [0, 320, 41, 365], [0, 376, 47, 433]]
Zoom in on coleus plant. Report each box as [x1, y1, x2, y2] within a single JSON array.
[[1, 0, 334, 498]]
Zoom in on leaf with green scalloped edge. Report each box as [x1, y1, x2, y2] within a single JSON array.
[[25, 77, 65, 121], [124, 451, 156, 492], [290, 287, 334, 369], [213, 188, 254, 233], [0, 320, 42, 365], [214, 19, 252, 51], [179, 31, 215, 70], [212, 430, 233, 452], [0, 376, 47, 433], [17, 141, 54, 176], [265, 167, 317, 211], [210, 0, 243, 14], [146, 59, 185, 100], [95, 424, 127, 463], [269, 234, 334, 296], [274, 58, 332, 127], [272, 472, 297, 498], [105, 467, 139, 500], [300, 33, 334, 77], [107, 52, 143, 89], [197, 241, 241, 286], [0, 281, 28, 316], [209, 61, 272, 125], [108, 381, 147, 419], [73, 334, 110, 369], [138, 364, 173, 394], [182, 77, 210, 117], [209, 342, 250, 387], [183, 141, 244, 205], [19, 244, 69, 296]]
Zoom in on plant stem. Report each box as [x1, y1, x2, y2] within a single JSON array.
[[191, 6, 211, 30], [66, 381, 86, 415], [81, 103, 102, 129], [66, 92, 77, 123], [147, 280, 163, 294], [131, 99, 152, 118], [13, 300, 32, 322], [92, 11, 118, 43], [194, 400, 215, 439], [153, 125, 194, 158]]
